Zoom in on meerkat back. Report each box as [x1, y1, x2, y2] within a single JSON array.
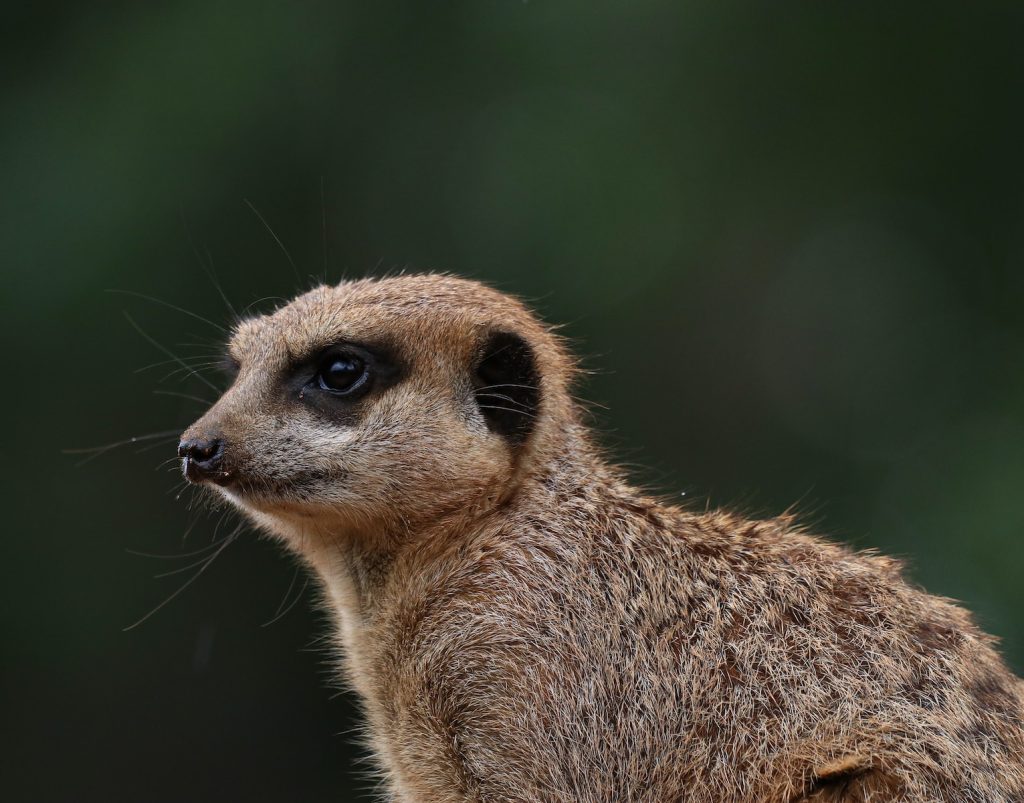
[[176, 274, 1024, 802]]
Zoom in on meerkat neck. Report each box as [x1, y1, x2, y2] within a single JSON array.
[[305, 425, 613, 625]]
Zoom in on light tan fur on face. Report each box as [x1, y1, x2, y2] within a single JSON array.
[[181, 274, 1024, 802]]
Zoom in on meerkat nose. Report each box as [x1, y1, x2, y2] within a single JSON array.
[[178, 436, 227, 484]]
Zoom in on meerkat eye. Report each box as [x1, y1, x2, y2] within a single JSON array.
[[316, 354, 370, 395]]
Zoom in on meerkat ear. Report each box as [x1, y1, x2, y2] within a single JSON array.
[[474, 330, 540, 446]]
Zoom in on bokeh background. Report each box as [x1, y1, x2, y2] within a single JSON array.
[[4, 2, 1023, 801]]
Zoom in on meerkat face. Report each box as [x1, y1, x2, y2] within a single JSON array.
[[178, 276, 556, 540]]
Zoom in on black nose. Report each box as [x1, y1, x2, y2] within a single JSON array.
[[178, 437, 226, 483]]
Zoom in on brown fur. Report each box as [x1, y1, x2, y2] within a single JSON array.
[[181, 274, 1024, 802]]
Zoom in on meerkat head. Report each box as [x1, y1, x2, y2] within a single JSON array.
[[178, 275, 575, 542]]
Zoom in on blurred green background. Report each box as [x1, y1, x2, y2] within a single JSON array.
[[3, 2, 1023, 801]]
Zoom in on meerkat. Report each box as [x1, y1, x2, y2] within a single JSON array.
[[177, 274, 1024, 802]]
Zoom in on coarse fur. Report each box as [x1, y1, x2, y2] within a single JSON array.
[[180, 274, 1024, 802]]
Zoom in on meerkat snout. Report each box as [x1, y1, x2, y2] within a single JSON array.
[[170, 273, 1024, 802], [177, 436, 227, 483]]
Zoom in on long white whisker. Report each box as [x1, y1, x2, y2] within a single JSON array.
[[159, 360, 227, 383], [65, 430, 182, 467], [179, 208, 240, 322], [474, 383, 539, 392], [243, 197, 301, 284], [475, 392, 534, 410], [106, 289, 226, 333], [262, 572, 310, 627], [477, 404, 537, 419], [123, 312, 221, 393], [153, 390, 214, 406], [320, 176, 330, 284], [122, 524, 242, 632]]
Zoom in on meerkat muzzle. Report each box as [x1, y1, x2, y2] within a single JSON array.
[[178, 436, 231, 485]]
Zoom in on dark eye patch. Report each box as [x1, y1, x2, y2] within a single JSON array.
[[473, 330, 540, 447], [291, 339, 405, 421]]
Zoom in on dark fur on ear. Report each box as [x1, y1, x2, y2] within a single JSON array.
[[474, 331, 540, 446]]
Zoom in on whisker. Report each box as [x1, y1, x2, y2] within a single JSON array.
[[179, 209, 240, 323], [241, 295, 288, 317], [166, 478, 190, 498], [122, 524, 242, 632], [262, 571, 310, 627], [180, 512, 203, 540], [204, 253, 239, 322], [64, 430, 182, 467], [106, 289, 226, 334], [153, 546, 232, 578], [209, 510, 233, 543], [64, 430, 182, 455], [159, 360, 226, 382], [183, 484, 206, 509], [157, 357, 225, 370], [134, 439, 176, 458], [474, 383, 539, 393], [475, 392, 534, 410], [153, 389, 214, 406], [126, 522, 218, 561], [243, 198, 301, 284], [268, 567, 300, 619], [126, 540, 218, 561], [320, 175, 329, 284], [176, 341, 227, 351], [127, 543, 221, 561], [123, 312, 221, 393], [477, 404, 537, 419], [152, 457, 181, 472], [135, 355, 223, 374]]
